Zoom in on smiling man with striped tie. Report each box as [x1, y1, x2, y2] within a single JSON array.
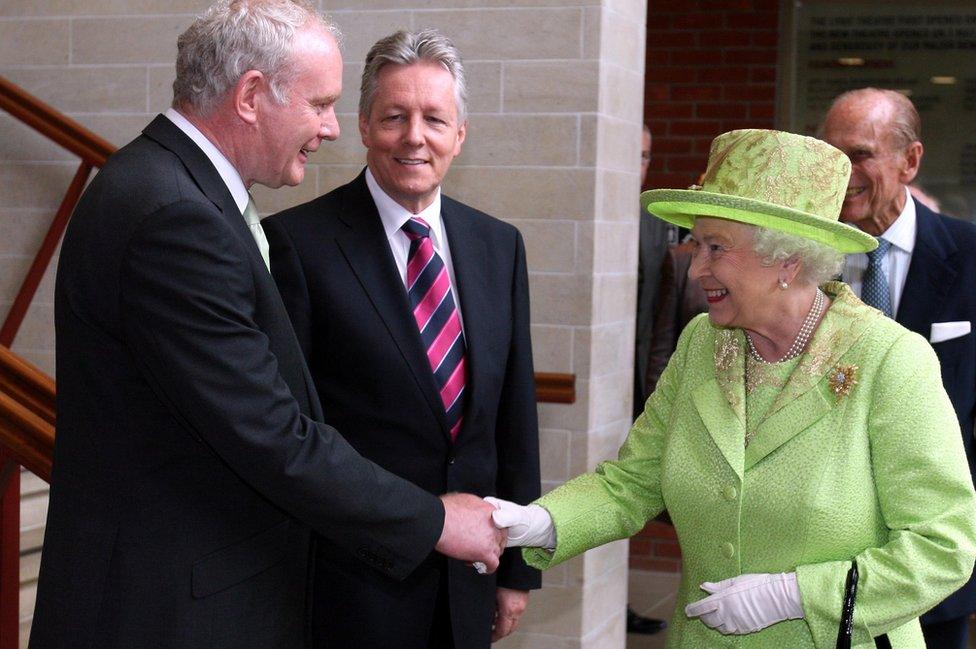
[[262, 29, 540, 649]]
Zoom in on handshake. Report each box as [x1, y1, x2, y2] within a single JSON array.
[[434, 494, 555, 574]]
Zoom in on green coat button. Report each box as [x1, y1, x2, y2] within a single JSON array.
[[722, 542, 735, 558], [724, 486, 737, 501]]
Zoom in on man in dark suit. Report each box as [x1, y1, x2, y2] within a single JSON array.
[[30, 4, 504, 649], [634, 125, 678, 417], [263, 29, 541, 649], [823, 87, 976, 649]]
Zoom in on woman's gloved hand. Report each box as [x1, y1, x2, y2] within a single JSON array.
[[684, 572, 804, 634], [483, 497, 556, 550]]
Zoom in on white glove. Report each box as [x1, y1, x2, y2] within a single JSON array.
[[684, 572, 804, 635], [484, 497, 556, 550]]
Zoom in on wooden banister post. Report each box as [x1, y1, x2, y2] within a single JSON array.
[[0, 460, 19, 649], [0, 161, 92, 348]]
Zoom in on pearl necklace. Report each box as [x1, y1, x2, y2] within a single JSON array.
[[745, 289, 825, 364]]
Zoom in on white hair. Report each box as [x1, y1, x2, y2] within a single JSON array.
[[173, 0, 340, 116], [752, 226, 844, 286]]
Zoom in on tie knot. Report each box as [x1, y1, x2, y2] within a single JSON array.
[[402, 217, 431, 240], [866, 238, 891, 264]]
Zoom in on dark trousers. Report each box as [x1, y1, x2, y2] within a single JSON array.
[[921, 615, 970, 649], [426, 568, 455, 649]]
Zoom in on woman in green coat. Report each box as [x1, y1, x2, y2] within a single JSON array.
[[488, 129, 976, 648]]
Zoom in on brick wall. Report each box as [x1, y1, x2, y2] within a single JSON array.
[[632, 0, 780, 572]]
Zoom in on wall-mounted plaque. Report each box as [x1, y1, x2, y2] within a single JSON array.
[[781, 0, 976, 220]]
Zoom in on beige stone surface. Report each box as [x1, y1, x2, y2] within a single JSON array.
[[417, 8, 583, 61], [0, 0, 207, 16], [0, 210, 55, 256], [597, 169, 642, 222], [593, 273, 637, 325], [72, 16, 192, 64], [600, 7, 645, 69], [459, 114, 579, 166], [597, 118, 642, 173], [464, 61, 502, 114], [503, 61, 599, 114], [600, 65, 645, 120], [539, 428, 571, 483], [0, 117, 76, 162], [581, 560, 628, 639], [442, 168, 595, 222], [592, 220, 639, 274], [529, 272, 592, 327], [589, 321, 635, 382], [0, 20, 69, 65], [513, 218, 577, 273], [149, 64, 177, 112], [328, 10, 415, 64], [530, 323, 574, 374], [3, 67, 147, 114], [74, 114, 155, 149]]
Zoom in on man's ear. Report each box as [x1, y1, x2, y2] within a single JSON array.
[[900, 140, 923, 184], [233, 70, 265, 125]]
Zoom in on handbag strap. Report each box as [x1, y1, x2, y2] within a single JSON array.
[[836, 561, 892, 649]]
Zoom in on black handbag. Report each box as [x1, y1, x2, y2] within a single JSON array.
[[836, 562, 892, 649]]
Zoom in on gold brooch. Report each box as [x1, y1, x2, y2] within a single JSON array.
[[827, 364, 858, 398]]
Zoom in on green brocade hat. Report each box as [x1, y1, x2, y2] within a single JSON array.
[[641, 129, 877, 253]]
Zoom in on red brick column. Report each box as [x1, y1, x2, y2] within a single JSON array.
[[633, 0, 780, 572]]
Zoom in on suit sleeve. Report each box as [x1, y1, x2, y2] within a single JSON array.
[[795, 331, 976, 647], [495, 230, 543, 590], [119, 201, 444, 580]]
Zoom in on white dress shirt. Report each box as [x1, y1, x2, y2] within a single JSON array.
[[163, 108, 270, 271], [364, 168, 465, 333], [842, 186, 916, 317]]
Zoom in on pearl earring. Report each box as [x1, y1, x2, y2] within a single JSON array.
[[779, 281, 789, 290]]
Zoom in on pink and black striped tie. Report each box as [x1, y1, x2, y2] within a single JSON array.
[[402, 217, 467, 440]]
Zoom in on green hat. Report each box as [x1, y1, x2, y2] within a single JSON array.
[[640, 129, 877, 253]]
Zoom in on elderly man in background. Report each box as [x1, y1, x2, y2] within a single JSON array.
[[822, 87, 976, 649], [29, 4, 503, 649], [264, 29, 540, 649]]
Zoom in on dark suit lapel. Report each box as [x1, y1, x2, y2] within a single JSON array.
[[334, 175, 451, 439], [142, 116, 267, 271], [896, 201, 956, 338], [142, 114, 318, 415], [442, 201, 489, 425]]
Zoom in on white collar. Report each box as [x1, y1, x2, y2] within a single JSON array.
[[364, 168, 445, 247], [164, 108, 249, 215], [877, 186, 916, 254]]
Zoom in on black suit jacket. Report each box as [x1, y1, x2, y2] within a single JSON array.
[[29, 116, 443, 649], [263, 171, 541, 649], [895, 200, 976, 624]]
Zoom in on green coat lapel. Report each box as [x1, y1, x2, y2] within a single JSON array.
[[695, 327, 747, 478], [745, 282, 875, 469]]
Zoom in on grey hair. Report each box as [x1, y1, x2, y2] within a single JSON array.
[[823, 87, 921, 151], [173, 0, 341, 116], [751, 226, 844, 286], [359, 29, 468, 123]]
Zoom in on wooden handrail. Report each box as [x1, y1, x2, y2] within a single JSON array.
[[0, 347, 54, 482], [0, 75, 115, 168], [535, 372, 576, 404]]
